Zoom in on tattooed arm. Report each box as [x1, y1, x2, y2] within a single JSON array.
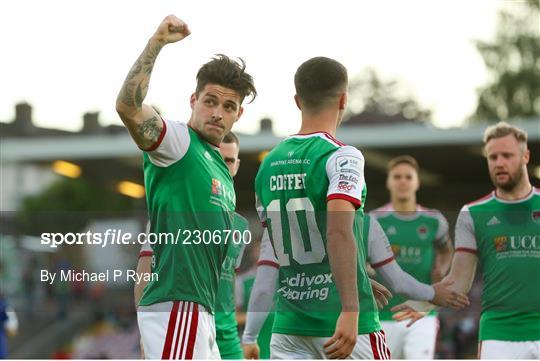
[[116, 15, 191, 150]]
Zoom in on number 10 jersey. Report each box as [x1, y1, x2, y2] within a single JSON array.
[[254, 132, 381, 337]]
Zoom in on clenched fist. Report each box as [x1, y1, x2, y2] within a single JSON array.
[[152, 15, 191, 44]]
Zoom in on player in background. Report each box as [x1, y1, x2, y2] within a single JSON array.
[[136, 132, 252, 359], [118, 14, 257, 359], [241, 214, 468, 359], [213, 132, 250, 359], [254, 56, 389, 359], [370, 155, 454, 359], [394, 122, 540, 359], [395, 122, 540, 359]]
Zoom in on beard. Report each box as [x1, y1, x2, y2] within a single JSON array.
[[490, 166, 525, 192]]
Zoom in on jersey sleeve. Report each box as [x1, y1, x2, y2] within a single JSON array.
[[234, 273, 246, 309], [454, 205, 478, 254], [255, 194, 267, 227], [325, 146, 365, 209], [257, 229, 279, 268], [242, 265, 278, 344], [434, 211, 450, 246], [235, 244, 247, 271], [376, 261, 435, 301], [139, 221, 153, 258], [146, 119, 191, 167], [367, 216, 395, 268]]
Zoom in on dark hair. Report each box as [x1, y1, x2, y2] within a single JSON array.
[[388, 155, 419, 173], [196, 54, 257, 103], [294, 57, 348, 110], [222, 131, 239, 146]]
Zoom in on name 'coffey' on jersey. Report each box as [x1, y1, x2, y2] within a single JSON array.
[[455, 188, 540, 342], [254, 132, 380, 337]]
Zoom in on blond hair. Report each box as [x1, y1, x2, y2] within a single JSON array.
[[483, 121, 528, 145]]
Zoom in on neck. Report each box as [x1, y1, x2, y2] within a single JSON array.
[[187, 121, 220, 148], [391, 197, 417, 213], [496, 177, 532, 201], [298, 108, 340, 136]]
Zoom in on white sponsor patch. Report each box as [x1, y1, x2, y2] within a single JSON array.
[[337, 181, 356, 193], [336, 156, 361, 176], [339, 174, 359, 184]]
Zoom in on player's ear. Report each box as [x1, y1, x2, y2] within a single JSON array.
[[236, 106, 244, 122], [294, 95, 302, 110], [190, 92, 197, 109], [523, 148, 530, 165], [339, 92, 347, 110]]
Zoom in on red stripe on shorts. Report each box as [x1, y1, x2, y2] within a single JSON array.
[[377, 331, 386, 360], [380, 331, 391, 359], [172, 301, 186, 359], [185, 304, 199, 359], [178, 302, 191, 359], [161, 301, 180, 359], [370, 332, 381, 359]]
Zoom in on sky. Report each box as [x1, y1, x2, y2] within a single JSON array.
[[0, 0, 503, 136]]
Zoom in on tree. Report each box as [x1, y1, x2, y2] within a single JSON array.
[[16, 178, 134, 235], [344, 68, 432, 124], [471, 0, 540, 122]]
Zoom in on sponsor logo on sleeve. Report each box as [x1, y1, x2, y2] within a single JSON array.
[[339, 174, 359, 184], [336, 156, 361, 176], [337, 181, 356, 192]]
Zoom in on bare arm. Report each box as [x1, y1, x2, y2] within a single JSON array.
[[391, 250, 476, 323], [443, 251, 478, 294], [323, 199, 359, 359], [134, 256, 152, 307], [327, 199, 359, 312], [446, 205, 479, 294], [432, 239, 453, 282], [116, 15, 190, 149]]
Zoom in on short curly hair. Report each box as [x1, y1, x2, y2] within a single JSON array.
[[196, 54, 257, 104]]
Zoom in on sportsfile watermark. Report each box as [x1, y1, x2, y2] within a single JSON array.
[[40, 228, 252, 248]]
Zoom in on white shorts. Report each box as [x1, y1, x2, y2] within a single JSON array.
[[380, 315, 438, 359], [137, 300, 220, 360], [270, 330, 390, 359], [479, 340, 540, 359]]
